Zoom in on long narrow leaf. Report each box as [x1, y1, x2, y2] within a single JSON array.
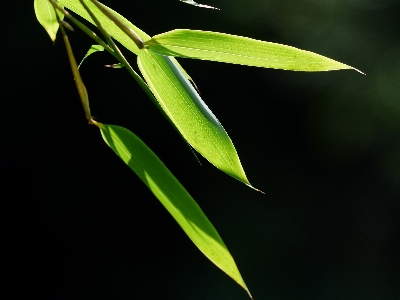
[[146, 29, 361, 72], [95, 122, 251, 297], [138, 50, 256, 189]]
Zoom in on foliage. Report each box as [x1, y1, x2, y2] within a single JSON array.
[[34, 0, 359, 297]]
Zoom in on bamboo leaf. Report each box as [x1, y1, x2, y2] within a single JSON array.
[[58, 0, 150, 54], [34, 0, 64, 41], [146, 29, 362, 72], [138, 50, 257, 189], [95, 122, 251, 297], [78, 44, 104, 69]]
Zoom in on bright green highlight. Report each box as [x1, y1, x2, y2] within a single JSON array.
[[34, 0, 64, 41], [96, 122, 251, 297], [138, 50, 254, 188], [180, 0, 219, 10], [58, 0, 150, 54], [78, 44, 104, 69], [147, 29, 359, 72]]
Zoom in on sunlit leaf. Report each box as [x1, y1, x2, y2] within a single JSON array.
[[138, 50, 258, 189], [78, 44, 104, 69], [34, 0, 64, 41], [146, 29, 362, 72], [96, 122, 251, 297]]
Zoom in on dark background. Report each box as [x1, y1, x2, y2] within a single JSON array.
[[1, 0, 399, 299]]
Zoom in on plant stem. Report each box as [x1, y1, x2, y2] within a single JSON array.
[[49, 0, 116, 60], [90, 0, 145, 49], [77, 0, 156, 104], [50, 0, 197, 157], [58, 17, 92, 123]]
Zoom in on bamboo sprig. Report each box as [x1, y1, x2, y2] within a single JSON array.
[[50, 0, 200, 159]]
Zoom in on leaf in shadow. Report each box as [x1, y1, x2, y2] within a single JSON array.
[[96, 122, 251, 297]]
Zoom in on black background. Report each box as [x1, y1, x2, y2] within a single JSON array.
[[2, 1, 400, 299]]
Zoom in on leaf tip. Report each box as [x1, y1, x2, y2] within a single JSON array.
[[340, 63, 364, 75], [240, 282, 253, 300], [354, 67, 366, 75], [246, 184, 264, 194], [48, 30, 58, 43]]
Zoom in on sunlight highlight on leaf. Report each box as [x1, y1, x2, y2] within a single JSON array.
[[180, 0, 219, 10]]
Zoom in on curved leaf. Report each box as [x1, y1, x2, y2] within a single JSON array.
[[146, 29, 362, 72], [58, 0, 150, 54], [138, 50, 257, 189], [96, 122, 251, 297], [34, 0, 64, 41]]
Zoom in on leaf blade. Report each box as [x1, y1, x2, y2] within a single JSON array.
[[137, 50, 255, 188], [146, 29, 360, 72], [96, 122, 251, 296]]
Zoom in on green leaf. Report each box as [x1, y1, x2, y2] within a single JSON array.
[[138, 50, 257, 189], [146, 29, 361, 72], [78, 44, 104, 69], [96, 122, 251, 297], [34, 0, 64, 41], [58, 0, 150, 54]]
